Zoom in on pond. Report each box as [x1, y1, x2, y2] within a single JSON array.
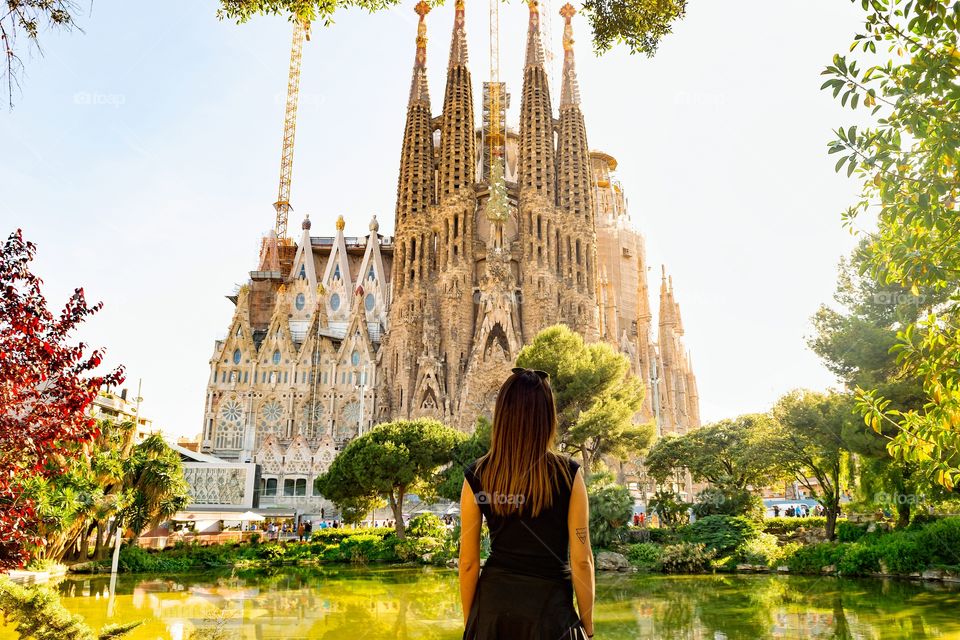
[[4, 567, 960, 639]]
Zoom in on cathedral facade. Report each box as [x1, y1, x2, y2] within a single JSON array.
[[199, 0, 700, 517]]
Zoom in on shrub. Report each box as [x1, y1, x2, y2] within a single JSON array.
[[625, 543, 662, 568], [338, 534, 396, 563], [913, 516, 960, 566], [310, 527, 391, 544], [762, 517, 827, 536], [785, 542, 848, 574], [587, 479, 633, 548], [738, 532, 794, 568], [683, 515, 759, 556], [407, 513, 446, 539], [394, 536, 442, 563], [648, 490, 689, 528], [657, 543, 715, 574], [836, 521, 869, 543], [692, 487, 764, 521], [838, 544, 881, 576], [874, 535, 930, 574]]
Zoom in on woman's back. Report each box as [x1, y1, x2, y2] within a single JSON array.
[[464, 454, 580, 582]]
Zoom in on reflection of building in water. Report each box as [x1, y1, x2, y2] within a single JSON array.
[[187, 0, 701, 519]]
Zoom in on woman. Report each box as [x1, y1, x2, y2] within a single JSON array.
[[459, 367, 595, 639]]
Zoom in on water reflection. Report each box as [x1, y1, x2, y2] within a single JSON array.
[[5, 568, 959, 639]]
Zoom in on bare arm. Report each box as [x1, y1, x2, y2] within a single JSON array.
[[568, 469, 595, 637], [459, 478, 482, 625]]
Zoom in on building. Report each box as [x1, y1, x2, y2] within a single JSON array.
[[89, 386, 160, 444], [193, 0, 700, 518]]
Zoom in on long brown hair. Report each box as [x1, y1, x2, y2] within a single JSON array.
[[474, 368, 573, 518]]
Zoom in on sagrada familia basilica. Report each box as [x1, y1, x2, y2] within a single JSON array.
[[196, 0, 700, 517]]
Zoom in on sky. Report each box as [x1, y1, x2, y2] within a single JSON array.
[[0, 0, 870, 438]]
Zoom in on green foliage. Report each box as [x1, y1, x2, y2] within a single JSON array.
[[436, 417, 491, 502], [838, 543, 882, 576], [656, 543, 715, 574], [692, 486, 764, 521], [738, 533, 797, 568], [772, 390, 856, 540], [516, 325, 654, 474], [625, 542, 662, 568], [0, 577, 139, 639], [218, 0, 685, 57], [873, 536, 930, 574], [310, 526, 391, 543], [836, 520, 869, 543], [822, 0, 960, 489], [648, 489, 689, 528], [912, 516, 960, 567], [586, 474, 633, 548], [406, 513, 445, 539], [338, 534, 398, 563], [683, 515, 759, 557], [762, 517, 828, 536], [315, 418, 464, 537], [645, 415, 786, 518], [785, 542, 848, 574]]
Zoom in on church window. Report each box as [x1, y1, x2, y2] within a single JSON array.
[[333, 264, 341, 281], [243, 371, 249, 383], [365, 293, 375, 312], [368, 266, 375, 281], [229, 371, 237, 383], [233, 349, 241, 365], [322, 372, 328, 384], [263, 478, 278, 496], [452, 216, 459, 239], [272, 350, 281, 365], [537, 215, 542, 240], [284, 372, 289, 383], [576, 240, 582, 264], [330, 293, 341, 312], [295, 293, 305, 310], [351, 350, 361, 366], [298, 264, 306, 280], [313, 478, 324, 496], [283, 478, 307, 497]]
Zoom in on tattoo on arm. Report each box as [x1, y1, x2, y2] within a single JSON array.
[[576, 527, 587, 544]]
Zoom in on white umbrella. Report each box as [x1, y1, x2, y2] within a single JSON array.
[[236, 511, 265, 521]]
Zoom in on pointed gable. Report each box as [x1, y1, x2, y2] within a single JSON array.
[[255, 435, 285, 475], [285, 435, 313, 475]]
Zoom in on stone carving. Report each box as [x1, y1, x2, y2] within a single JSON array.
[[184, 467, 247, 505]]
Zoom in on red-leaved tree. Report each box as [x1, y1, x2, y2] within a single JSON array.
[[0, 230, 124, 568]]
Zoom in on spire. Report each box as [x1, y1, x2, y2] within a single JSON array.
[[559, 3, 581, 108], [448, 0, 468, 68], [659, 266, 675, 326], [394, 0, 436, 226], [409, 1, 431, 106], [518, 0, 556, 198], [525, 0, 546, 68], [438, 0, 476, 198], [555, 2, 592, 229]]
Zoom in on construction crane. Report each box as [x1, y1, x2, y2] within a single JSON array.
[[273, 19, 310, 243], [486, 0, 504, 178]]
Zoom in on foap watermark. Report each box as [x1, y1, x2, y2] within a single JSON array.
[[871, 291, 926, 306], [875, 491, 925, 505], [73, 91, 126, 108], [475, 490, 525, 507]]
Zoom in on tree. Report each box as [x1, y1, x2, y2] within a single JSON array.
[[0, 230, 123, 569], [809, 241, 947, 526], [644, 414, 785, 517], [0, 577, 138, 640], [822, 0, 960, 489], [436, 416, 491, 502], [586, 472, 633, 547], [218, 0, 686, 56], [772, 390, 855, 540], [315, 418, 464, 538], [516, 324, 654, 475], [31, 422, 190, 563]]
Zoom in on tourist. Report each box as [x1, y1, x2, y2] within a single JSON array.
[[633, 513, 640, 527], [773, 505, 781, 518], [459, 367, 594, 639], [297, 522, 305, 542]]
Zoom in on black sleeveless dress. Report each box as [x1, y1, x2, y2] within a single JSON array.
[[462, 455, 588, 640]]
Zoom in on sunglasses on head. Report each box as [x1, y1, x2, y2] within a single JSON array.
[[512, 366, 549, 380]]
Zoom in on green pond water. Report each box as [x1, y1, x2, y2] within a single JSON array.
[[4, 566, 960, 639]]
